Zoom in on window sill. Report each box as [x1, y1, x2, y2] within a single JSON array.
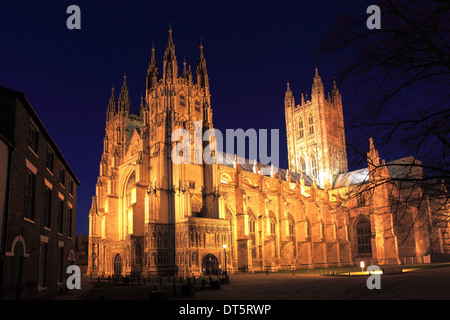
[[23, 217, 35, 224], [27, 146, 39, 159]]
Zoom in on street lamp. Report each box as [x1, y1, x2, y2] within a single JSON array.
[[223, 244, 227, 281]]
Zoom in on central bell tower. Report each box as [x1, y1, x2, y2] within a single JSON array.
[[284, 68, 348, 188]]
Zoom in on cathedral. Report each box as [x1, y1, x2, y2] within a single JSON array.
[[87, 28, 450, 277]]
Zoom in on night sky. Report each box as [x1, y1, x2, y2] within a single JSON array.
[[1, 0, 381, 236]]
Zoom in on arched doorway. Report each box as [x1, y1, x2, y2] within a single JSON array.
[[11, 241, 24, 300], [114, 254, 122, 276], [202, 254, 219, 276]]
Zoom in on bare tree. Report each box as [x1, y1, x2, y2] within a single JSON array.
[[319, 0, 450, 255]]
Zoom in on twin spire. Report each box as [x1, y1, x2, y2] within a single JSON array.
[[148, 26, 209, 89], [106, 72, 131, 121], [108, 26, 210, 121], [285, 67, 341, 107]]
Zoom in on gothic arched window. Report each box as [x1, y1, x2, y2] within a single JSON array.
[[299, 157, 307, 176], [125, 172, 135, 207], [356, 217, 372, 254], [179, 93, 186, 107], [308, 113, 314, 135], [194, 99, 201, 112], [298, 117, 304, 138], [310, 156, 318, 179]]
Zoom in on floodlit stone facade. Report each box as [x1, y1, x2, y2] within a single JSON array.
[[87, 29, 450, 278]]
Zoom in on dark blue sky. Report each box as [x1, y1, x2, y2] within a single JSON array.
[[1, 0, 384, 236]]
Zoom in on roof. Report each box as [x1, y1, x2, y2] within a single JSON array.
[[0, 85, 81, 185], [333, 168, 369, 189], [386, 157, 422, 188], [216, 150, 314, 186], [332, 157, 428, 190], [125, 118, 143, 150]]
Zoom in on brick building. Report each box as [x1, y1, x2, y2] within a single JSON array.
[[74, 233, 89, 274], [0, 85, 80, 299]]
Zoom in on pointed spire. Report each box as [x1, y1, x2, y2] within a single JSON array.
[[196, 40, 209, 89], [331, 76, 341, 104], [300, 170, 305, 186], [147, 42, 160, 89], [312, 65, 324, 96], [163, 24, 178, 81], [199, 39, 205, 60], [150, 43, 156, 64], [313, 65, 322, 84], [106, 84, 116, 121], [367, 137, 391, 180], [182, 55, 188, 80], [285, 80, 294, 108], [89, 195, 98, 216], [108, 84, 115, 107], [168, 24, 173, 45], [367, 137, 380, 168], [118, 72, 130, 114]]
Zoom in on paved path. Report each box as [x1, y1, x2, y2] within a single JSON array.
[[52, 276, 98, 300], [54, 266, 450, 300], [178, 267, 450, 300]]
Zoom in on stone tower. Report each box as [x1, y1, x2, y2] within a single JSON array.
[[88, 27, 224, 277], [284, 68, 348, 188]]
